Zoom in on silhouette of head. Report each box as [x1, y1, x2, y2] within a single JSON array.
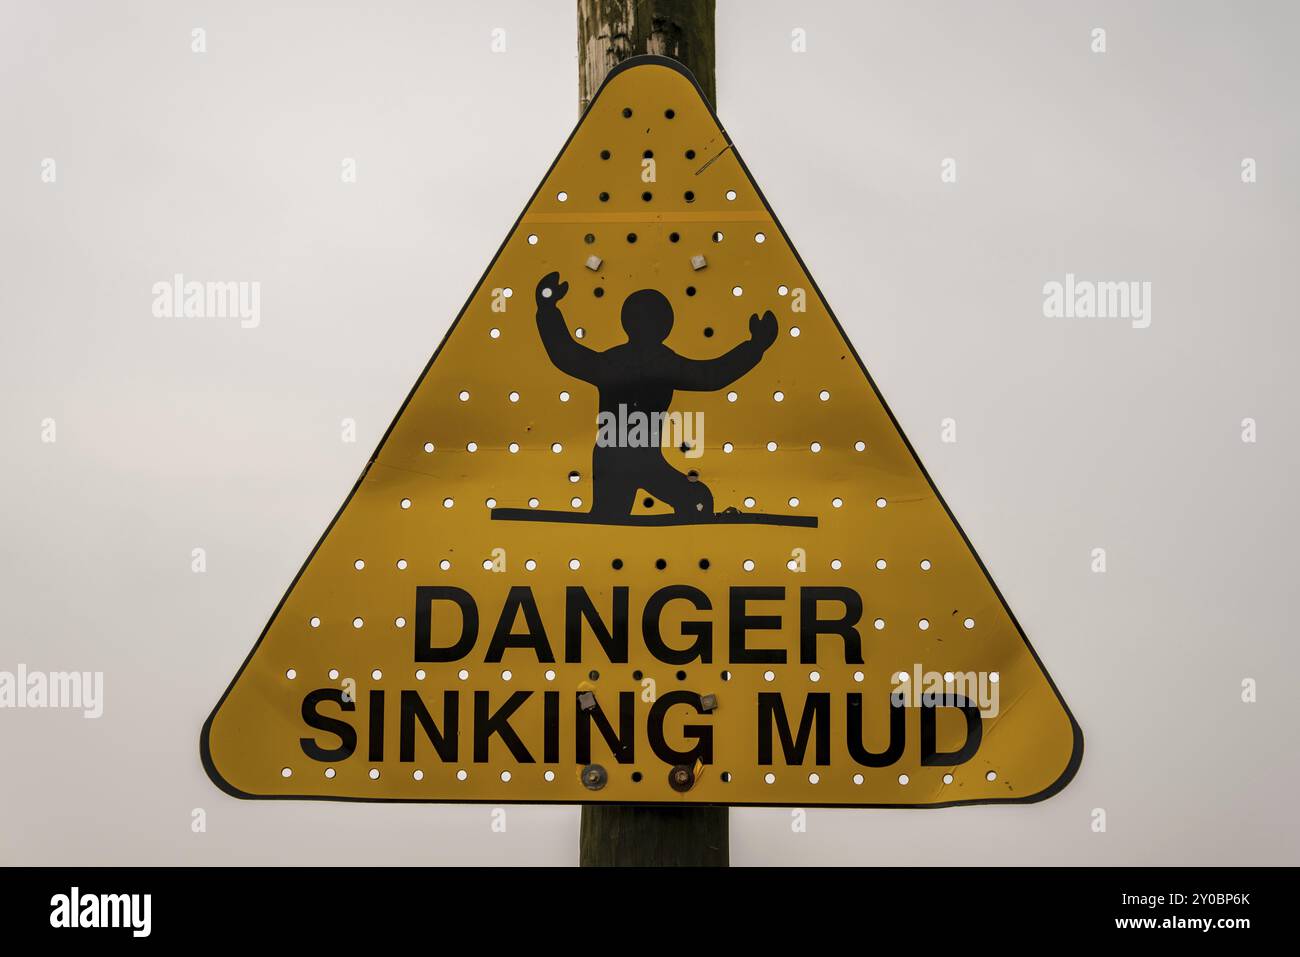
[[620, 289, 674, 343]]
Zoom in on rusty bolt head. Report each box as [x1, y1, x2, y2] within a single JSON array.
[[669, 765, 694, 792], [581, 763, 608, 790]]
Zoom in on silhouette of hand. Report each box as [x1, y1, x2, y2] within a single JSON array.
[[537, 272, 568, 306], [749, 310, 778, 350]]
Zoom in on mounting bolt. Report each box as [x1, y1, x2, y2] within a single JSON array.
[[690, 254, 707, 271], [669, 764, 695, 792], [585, 254, 603, 271], [699, 693, 718, 713], [577, 690, 597, 712], [581, 763, 608, 790]]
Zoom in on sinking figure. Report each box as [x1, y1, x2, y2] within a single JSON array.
[[535, 271, 777, 521]]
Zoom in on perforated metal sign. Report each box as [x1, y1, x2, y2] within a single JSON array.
[[202, 56, 1082, 807]]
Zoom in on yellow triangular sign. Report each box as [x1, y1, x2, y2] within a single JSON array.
[[203, 56, 1081, 807]]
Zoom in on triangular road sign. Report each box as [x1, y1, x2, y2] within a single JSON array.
[[202, 56, 1082, 807]]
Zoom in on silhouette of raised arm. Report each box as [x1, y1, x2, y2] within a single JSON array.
[[670, 310, 779, 391], [535, 272, 601, 382]]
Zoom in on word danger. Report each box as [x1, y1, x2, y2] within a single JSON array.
[[296, 584, 985, 769], [411, 584, 873, 665]]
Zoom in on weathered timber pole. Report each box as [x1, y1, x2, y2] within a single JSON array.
[[575, 0, 727, 867], [578, 0, 716, 112]]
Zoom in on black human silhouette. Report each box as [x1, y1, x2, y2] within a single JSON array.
[[534, 271, 777, 521]]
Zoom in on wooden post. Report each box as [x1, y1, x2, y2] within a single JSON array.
[[575, 0, 727, 867], [578, 0, 717, 112]]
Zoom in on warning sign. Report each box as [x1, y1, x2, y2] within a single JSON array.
[[201, 56, 1082, 807]]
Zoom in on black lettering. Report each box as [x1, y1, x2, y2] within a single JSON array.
[[399, 689, 458, 762], [920, 693, 982, 766], [730, 587, 786, 663], [758, 692, 829, 765], [485, 586, 555, 662], [543, 690, 560, 763], [368, 689, 384, 761], [642, 585, 712, 664], [473, 690, 535, 762], [799, 586, 864, 664], [414, 586, 478, 662], [846, 692, 905, 766], [575, 691, 635, 763], [647, 690, 714, 765], [565, 586, 628, 662], [299, 688, 356, 762]]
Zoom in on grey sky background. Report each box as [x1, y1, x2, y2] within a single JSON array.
[[1, 0, 1296, 865]]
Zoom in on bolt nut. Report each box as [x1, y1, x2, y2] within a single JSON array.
[[699, 693, 718, 713], [690, 254, 707, 271], [668, 764, 695, 792], [581, 763, 608, 790], [585, 255, 603, 271], [577, 690, 597, 712]]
